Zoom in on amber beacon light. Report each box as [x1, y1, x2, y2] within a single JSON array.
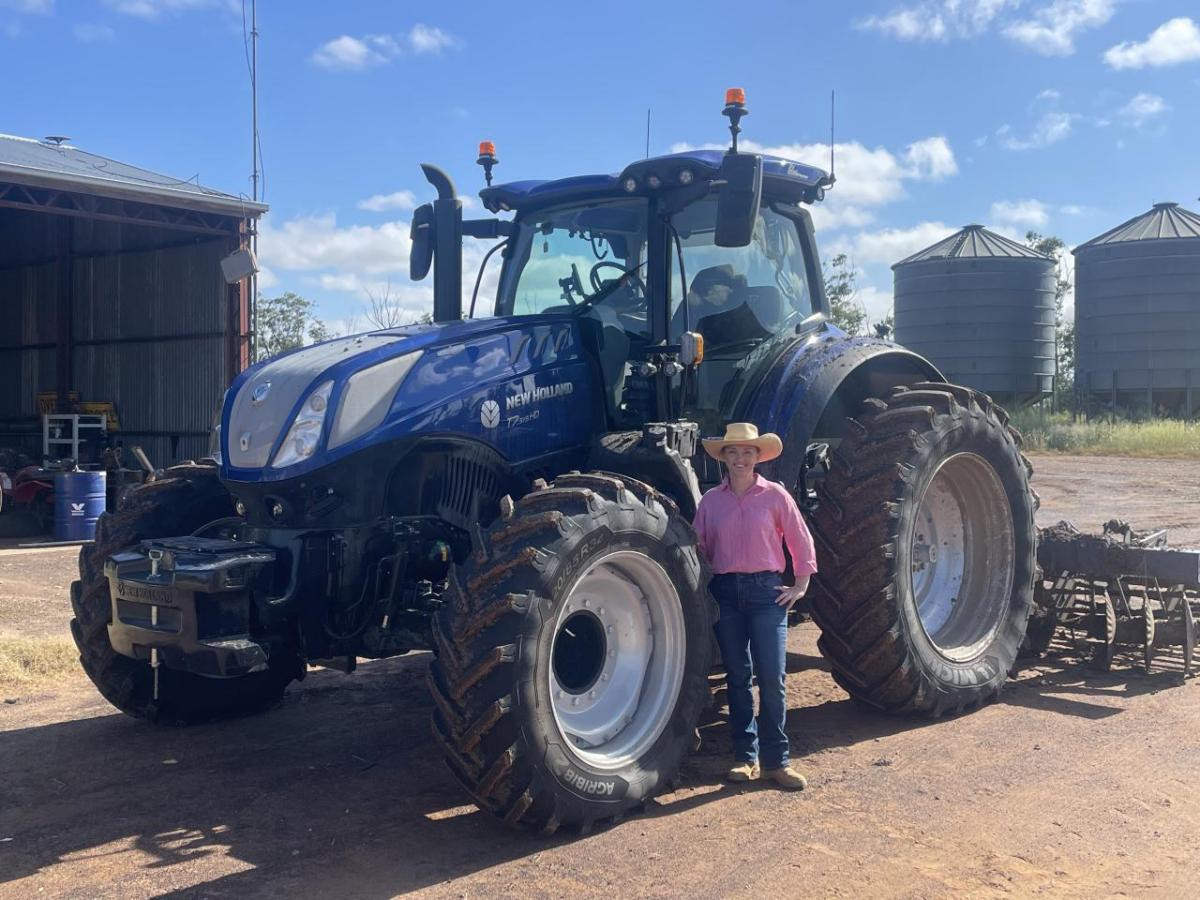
[[476, 141, 498, 186]]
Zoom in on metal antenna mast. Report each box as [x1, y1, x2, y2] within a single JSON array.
[[251, 0, 259, 206], [645, 108, 651, 158], [249, 0, 259, 361]]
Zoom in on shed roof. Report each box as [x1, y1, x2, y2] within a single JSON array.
[[1074, 201, 1200, 251], [893, 224, 1050, 268], [0, 133, 267, 218]]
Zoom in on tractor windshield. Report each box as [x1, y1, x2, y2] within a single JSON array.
[[495, 198, 650, 337]]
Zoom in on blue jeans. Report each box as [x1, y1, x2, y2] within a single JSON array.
[[711, 572, 790, 769]]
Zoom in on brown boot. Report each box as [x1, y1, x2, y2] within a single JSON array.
[[763, 765, 807, 790], [727, 761, 760, 782]]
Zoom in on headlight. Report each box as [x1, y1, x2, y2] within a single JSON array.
[[271, 381, 333, 468], [329, 351, 422, 450]]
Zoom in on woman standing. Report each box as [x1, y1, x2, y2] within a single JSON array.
[[693, 423, 817, 790]]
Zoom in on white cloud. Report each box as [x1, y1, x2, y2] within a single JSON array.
[[997, 110, 1077, 149], [1104, 17, 1200, 70], [73, 23, 115, 42], [845, 221, 957, 266], [259, 213, 412, 275], [311, 24, 461, 71], [808, 204, 877, 232], [257, 210, 501, 323], [407, 23, 458, 54], [903, 136, 958, 180], [671, 135, 957, 210], [990, 199, 1049, 229], [858, 0, 1018, 42], [860, 1, 1112, 55], [1117, 92, 1168, 125], [857, 284, 896, 322], [310, 35, 392, 71], [1002, 0, 1114, 56], [1, 0, 52, 12], [357, 190, 418, 213], [104, 0, 233, 17]]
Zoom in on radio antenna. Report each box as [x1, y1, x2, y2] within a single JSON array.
[[645, 108, 651, 158], [828, 90, 837, 187]]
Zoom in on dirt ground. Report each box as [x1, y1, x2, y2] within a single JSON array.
[[2, 454, 1199, 899]]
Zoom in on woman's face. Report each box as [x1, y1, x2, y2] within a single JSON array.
[[721, 444, 760, 476]]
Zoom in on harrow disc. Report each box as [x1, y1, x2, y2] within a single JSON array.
[[1183, 601, 1195, 678], [1091, 594, 1117, 673], [1143, 600, 1156, 675]]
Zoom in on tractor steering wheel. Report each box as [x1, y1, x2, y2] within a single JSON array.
[[589, 261, 640, 294]]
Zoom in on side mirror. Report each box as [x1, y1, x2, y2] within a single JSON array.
[[714, 153, 762, 248], [409, 203, 434, 280]]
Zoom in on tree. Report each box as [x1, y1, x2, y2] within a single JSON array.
[[1025, 232, 1075, 410], [364, 280, 434, 329], [823, 253, 867, 336], [872, 310, 895, 340], [254, 292, 331, 362]]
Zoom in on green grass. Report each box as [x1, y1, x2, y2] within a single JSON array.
[[0, 635, 79, 692], [1009, 410, 1200, 458]]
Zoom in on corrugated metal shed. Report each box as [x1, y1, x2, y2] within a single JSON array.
[[0, 133, 267, 218], [0, 133, 262, 468], [1076, 202, 1200, 248], [894, 224, 1049, 265]]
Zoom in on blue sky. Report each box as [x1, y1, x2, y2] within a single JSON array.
[[4, 0, 1199, 328]]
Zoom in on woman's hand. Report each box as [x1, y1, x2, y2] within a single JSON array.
[[775, 575, 810, 610]]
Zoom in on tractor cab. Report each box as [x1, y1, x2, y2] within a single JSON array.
[[457, 93, 834, 452], [488, 181, 825, 438]]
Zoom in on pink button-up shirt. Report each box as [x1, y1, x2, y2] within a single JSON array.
[[693, 474, 818, 577]]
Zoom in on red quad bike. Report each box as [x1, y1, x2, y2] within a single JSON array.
[[9, 466, 55, 533]]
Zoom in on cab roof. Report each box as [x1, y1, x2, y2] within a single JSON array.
[[478, 149, 829, 214]]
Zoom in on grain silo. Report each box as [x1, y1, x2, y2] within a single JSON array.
[[892, 225, 1056, 406], [1073, 202, 1200, 418]]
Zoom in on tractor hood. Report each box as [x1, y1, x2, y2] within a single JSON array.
[[220, 315, 592, 483]]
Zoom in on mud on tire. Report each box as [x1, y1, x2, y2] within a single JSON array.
[[808, 383, 1037, 716], [428, 472, 714, 834], [69, 462, 298, 724]]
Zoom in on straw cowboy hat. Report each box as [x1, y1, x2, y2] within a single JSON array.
[[701, 422, 783, 463]]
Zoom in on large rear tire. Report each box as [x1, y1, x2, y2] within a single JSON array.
[[808, 383, 1036, 716], [69, 462, 299, 724], [428, 472, 714, 834]]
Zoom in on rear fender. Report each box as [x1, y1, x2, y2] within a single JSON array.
[[744, 334, 944, 491]]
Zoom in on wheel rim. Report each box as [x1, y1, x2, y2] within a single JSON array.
[[910, 452, 1015, 662], [549, 550, 686, 771]]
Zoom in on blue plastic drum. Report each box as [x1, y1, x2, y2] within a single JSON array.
[[54, 470, 107, 541]]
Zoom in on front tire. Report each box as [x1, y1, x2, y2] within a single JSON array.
[[808, 383, 1037, 716], [428, 472, 714, 834], [69, 462, 299, 724]]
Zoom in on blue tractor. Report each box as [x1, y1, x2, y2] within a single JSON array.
[[70, 93, 1036, 833]]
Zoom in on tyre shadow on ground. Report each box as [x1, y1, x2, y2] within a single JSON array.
[[0, 657, 583, 898], [0, 653, 953, 898]]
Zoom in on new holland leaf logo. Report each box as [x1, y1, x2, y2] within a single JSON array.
[[480, 400, 501, 429]]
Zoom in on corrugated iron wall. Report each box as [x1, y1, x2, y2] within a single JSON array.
[[73, 238, 229, 465], [0, 209, 58, 435], [0, 206, 237, 465]]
